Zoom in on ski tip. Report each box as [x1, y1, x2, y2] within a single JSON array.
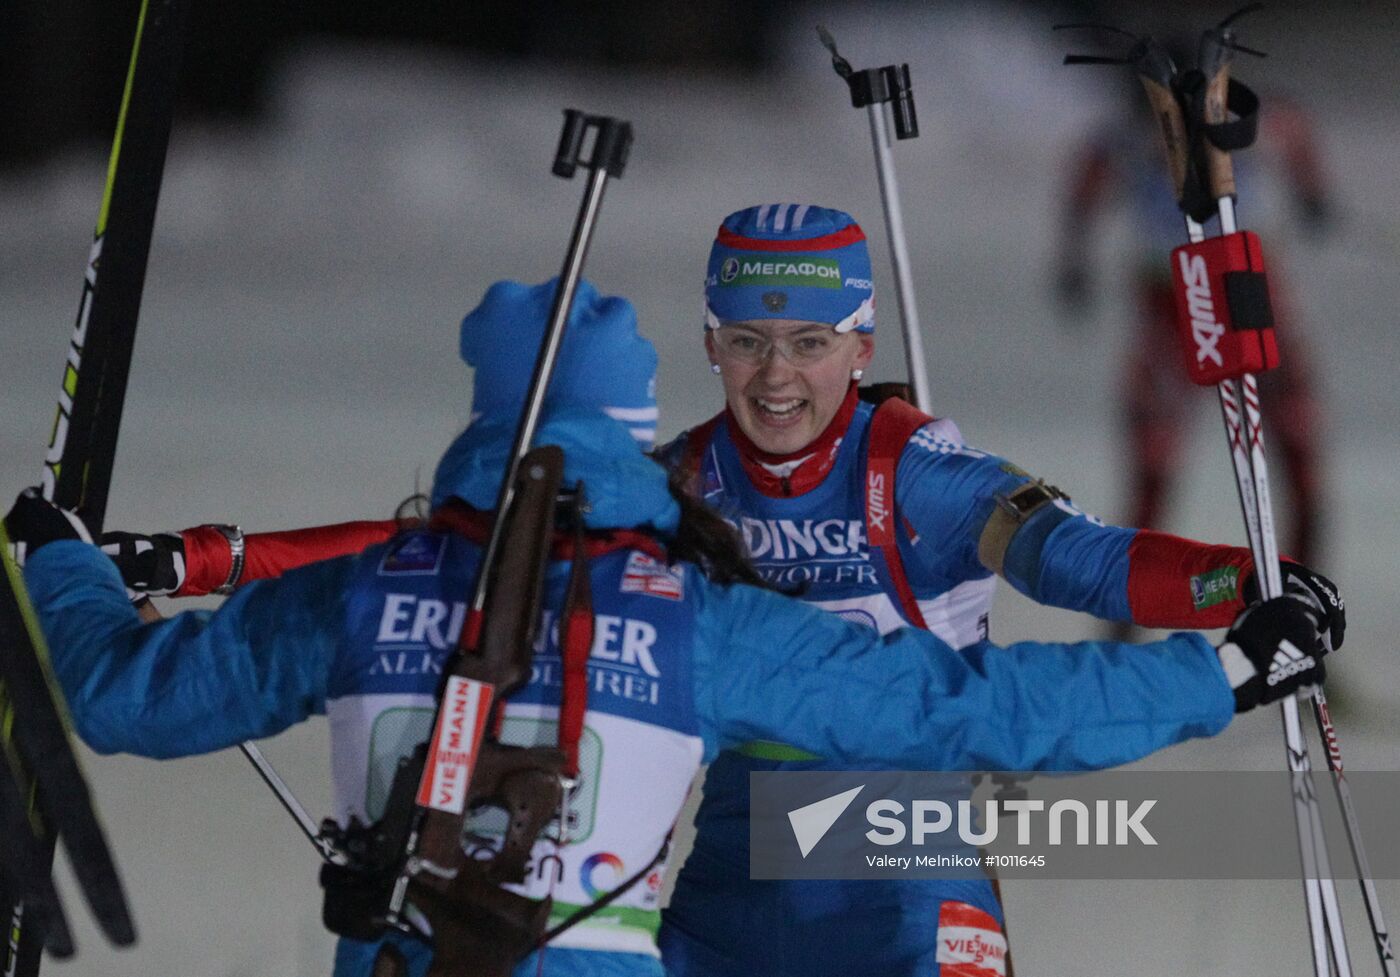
[[44, 905, 77, 959], [82, 873, 137, 947], [94, 905, 137, 948]]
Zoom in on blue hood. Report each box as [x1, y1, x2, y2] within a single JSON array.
[[431, 409, 679, 534]]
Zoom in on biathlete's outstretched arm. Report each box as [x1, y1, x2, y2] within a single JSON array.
[[15, 512, 1328, 773], [93, 457, 1346, 657], [100, 518, 401, 596], [891, 426, 1344, 648]]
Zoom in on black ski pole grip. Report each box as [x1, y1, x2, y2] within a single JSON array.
[[589, 118, 633, 178], [552, 111, 633, 180], [887, 64, 918, 139], [842, 63, 917, 139], [815, 29, 918, 139], [552, 109, 588, 178]]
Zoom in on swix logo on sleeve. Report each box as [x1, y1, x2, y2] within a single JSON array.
[[417, 676, 494, 814], [1179, 252, 1225, 367]]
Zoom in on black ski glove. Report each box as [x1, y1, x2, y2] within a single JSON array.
[[1244, 561, 1345, 653], [4, 488, 92, 565], [99, 529, 186, 596], [1218, 596, 1330, 713]]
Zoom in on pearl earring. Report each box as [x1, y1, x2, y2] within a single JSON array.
[[711, 363, 721, 374], [851, 368, 864, 381]]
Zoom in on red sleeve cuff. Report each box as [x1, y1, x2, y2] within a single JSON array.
[[176, 519, 400, 597], [177, 525, 234, 597], [1126, 529, 1255, 629]]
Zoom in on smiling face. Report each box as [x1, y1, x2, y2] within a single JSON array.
[[706, 318, 874, 455]]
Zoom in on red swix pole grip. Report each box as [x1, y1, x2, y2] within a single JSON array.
[[1170, 230, 1277, 385]]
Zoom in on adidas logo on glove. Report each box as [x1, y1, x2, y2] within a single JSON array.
[[1266, 639, 1317, 688]]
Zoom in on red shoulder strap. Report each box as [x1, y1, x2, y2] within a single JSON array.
[[866, 397, 936, 630], [678, 413, 725, 495], [429, 501, 667, 561]]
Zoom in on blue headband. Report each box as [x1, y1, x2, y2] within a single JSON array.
[[704, 204, 874, 333]]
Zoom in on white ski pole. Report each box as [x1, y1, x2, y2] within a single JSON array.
[[1058, 14, 1357, 974], [1176, 28, 1350, 976], [817, 28, 933, 414], [1197, 15, 1391, 974]]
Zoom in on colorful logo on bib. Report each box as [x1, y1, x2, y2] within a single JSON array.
[[620, 552, 685, 601], [579, 852, 625, 899]]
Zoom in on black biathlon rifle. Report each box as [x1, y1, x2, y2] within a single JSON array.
[[342, 111, 633, 977]]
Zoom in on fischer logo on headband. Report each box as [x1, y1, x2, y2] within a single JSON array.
[[705, 203, 875, 334]]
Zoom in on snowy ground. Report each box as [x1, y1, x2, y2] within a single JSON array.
[[4, 3, 1398, 974]]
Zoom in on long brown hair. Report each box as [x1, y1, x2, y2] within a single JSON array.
[[660, 465, 784, 591]]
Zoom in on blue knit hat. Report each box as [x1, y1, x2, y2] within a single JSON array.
[[461, 278, 658, 447], [704, 204, 875, 333]]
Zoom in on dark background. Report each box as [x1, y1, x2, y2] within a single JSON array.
[[5, 0, 798, 168], [5, 0, 1344, 170]]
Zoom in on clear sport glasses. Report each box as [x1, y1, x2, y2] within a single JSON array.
[[711, 327, 843, 366]]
